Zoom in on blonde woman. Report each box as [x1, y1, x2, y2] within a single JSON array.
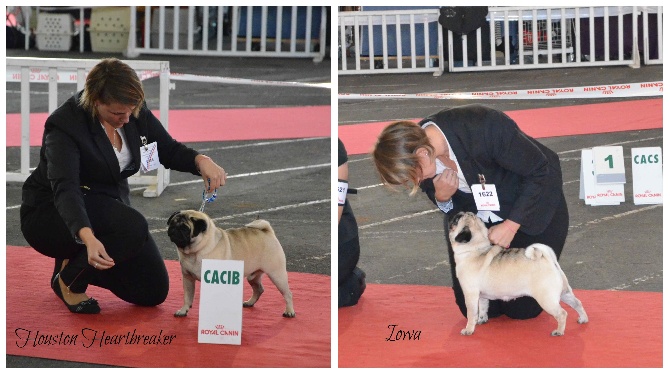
[[20, 58, 226, 314]]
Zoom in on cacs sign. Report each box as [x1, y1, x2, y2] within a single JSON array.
[[198, 259, 244, 345], [631, 147, 663, 205]]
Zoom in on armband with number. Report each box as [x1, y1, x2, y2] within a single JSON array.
[[337, 179, 348, 206]]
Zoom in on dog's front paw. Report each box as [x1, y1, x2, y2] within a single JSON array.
[[551, 330, 564, 336], [477, 315, 488, 325], [282, 310, 296, 318], [174, 308, 189, 317], [460, 328, 474, 336]]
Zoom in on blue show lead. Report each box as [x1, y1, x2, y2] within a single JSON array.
[[199, 179, 218, 212]]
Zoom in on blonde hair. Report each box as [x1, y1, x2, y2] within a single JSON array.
[[372, 121, 434, 195], [79, 58, 144, 118]]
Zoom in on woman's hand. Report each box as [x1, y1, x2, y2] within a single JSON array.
[[78, 227, 115, 270], [196, 155, 227, 192], [488, 220, 520, 249], [432, 168, 458, 202]]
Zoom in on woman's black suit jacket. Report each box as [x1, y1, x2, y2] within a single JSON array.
[[22, 91, 200, 241], [418, 104, 564, 236]]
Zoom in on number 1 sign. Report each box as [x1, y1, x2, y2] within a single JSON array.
[[580, 148, 625, 206], [592, 146, 626, 184]]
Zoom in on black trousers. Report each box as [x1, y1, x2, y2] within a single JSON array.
[[20, 194, 169, 306], [338, 235, 364, 307], [445, 195, 569, 320]]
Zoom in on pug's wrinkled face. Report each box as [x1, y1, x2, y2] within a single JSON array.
[[167, 210, 209, 251], [448, 212, 489, 248]]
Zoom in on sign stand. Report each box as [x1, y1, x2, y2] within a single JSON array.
[[198, 259, 244, 345], [631, 147, 663, 205], [580, 147, 625, 206]]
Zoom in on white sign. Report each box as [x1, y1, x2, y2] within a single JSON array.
[[198, 259, 244, 345], [580, 149, 625, 206], [593, 146, 626, 184], [631, 147, 663, 205]]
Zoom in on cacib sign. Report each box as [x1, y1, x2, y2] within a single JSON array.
[[203, 270, 241, 285], [198, 259, 244, 345]]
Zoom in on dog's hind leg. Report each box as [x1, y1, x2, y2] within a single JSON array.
[[266, 270, 295, 318], [243, 271, 264, 308], [477, 297, 489, 325], [561, 290, 589, 324], [535, 294, 568, 336]]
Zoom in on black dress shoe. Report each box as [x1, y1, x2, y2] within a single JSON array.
[[52, 258, 64, 287], [353, 267, 366, 295], [51, 274, 100, 314]]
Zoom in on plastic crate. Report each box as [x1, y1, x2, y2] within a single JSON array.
[[36, 13, 75, 34], [90, 7, 131, 52], [36, 34, 73, 51], [35, 13, 74, 51], [90, 31, 130, 53], [90, 7, 131, 31]]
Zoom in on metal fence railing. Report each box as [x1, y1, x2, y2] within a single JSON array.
[[16, 6, 328, 63], [338, 6, 662, 75], [127, 6, 328, 62], [338, 9, 445, 76]]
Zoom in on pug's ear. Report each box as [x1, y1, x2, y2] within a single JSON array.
[[167, 211, 180, 225], [454, 226, 472, 243], [192, 217, 208, 237], [448, 212, 464, 231]]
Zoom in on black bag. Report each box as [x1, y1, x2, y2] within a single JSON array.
[[438, 6, 489, 35], [439, 7, 491, 63]]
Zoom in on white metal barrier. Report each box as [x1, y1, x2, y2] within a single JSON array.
[[642, 6, 663, 65], [126, 6, 328, 63], [6, 57, 172, 198], [338, 6, 662, 75], [338, 9, 445, 76]]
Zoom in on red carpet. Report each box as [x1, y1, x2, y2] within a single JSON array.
[[339, 283, 662, 368], [5, 106, 330, 147], [5, 246, 330, 368], [339, 99, 662, 155]]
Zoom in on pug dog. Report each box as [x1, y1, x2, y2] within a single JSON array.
[[448, 211, 588, 336], [167, 210, 295, 318]]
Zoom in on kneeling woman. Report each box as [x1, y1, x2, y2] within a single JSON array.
[[371, 104, 569, 320], [20, 58, 227, 314]]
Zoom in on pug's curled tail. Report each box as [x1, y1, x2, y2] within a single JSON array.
[[245, 219, 275, 234], [524, 243, 558, 263]]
